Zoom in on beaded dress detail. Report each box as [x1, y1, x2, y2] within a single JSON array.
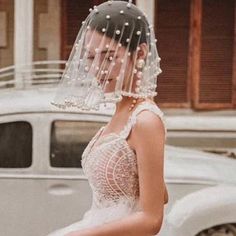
[[47, 101, 167, 236]]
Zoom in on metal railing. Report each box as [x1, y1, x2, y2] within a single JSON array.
[[0, 60, 66, 89]]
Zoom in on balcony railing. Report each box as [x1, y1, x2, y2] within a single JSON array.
[[0, 60, 66, 89]]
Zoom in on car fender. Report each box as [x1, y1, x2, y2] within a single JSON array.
[[164, 184, 236, 236]]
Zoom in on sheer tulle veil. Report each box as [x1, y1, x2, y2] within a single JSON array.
[[51, 0, 162, 111]]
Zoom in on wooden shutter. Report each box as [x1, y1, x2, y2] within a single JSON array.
[[155, 0, 191, 107], [61, 0, 97, 60], [196, 0, 235, 109], [61, 0, 108, 60], [0, 0, 14, 68]]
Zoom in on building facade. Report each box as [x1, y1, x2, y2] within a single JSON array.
[[0, 0, 235, 110]]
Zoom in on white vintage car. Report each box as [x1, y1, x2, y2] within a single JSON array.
[[0, 63, 236, 236]]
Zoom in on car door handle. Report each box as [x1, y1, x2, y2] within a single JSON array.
[[48, 184, 75, 195]]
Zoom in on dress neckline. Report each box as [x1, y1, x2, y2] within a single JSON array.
[[89, 100, 157, 151]]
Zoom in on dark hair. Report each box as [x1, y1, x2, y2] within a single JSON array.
[[88, 1, 150, 52]]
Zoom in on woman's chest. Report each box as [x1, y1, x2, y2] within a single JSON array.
[[81, 138, 139, 193], [82, 137, 137, 174]]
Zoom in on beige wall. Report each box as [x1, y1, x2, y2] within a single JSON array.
[[33, 0, 61, 62]]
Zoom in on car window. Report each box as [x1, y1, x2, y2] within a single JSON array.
[[50, 121, 104, 168], [0, 121, 32, 168]]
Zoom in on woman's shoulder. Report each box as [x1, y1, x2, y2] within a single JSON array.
[[135, 108, 165, 132], [133, 102, 165, 124], [134, 100, 164, 116], [122, 101, 167, 143], [129, 104, 166, 154], [126, 102, 166, 150]]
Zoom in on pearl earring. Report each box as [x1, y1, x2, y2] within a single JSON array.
[[134, 59, 145, 96]]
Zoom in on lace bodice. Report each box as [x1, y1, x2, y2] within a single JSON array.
[[81, 101, 167, 210]]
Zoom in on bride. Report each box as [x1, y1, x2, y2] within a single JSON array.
[[50, 0, 169, 235]]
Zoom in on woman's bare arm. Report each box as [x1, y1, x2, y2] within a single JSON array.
[[66, 111, 166, 236]]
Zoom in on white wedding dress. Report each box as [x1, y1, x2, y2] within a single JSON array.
[[47, 101, 167, 236]]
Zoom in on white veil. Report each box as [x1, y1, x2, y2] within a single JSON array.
[[51, 0, 162, 111]]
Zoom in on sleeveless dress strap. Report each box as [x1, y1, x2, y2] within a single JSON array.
[[119, 102, 167, 140]]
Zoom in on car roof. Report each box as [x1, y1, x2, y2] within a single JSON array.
[[0, 87, 115, 116]]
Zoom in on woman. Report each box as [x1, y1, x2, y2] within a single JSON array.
[[50, 0, 168, 235]]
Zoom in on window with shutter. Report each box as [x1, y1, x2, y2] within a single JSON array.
[[61, 0, 101, 60], [196, 0, 235, 109], [155, 0, 191, 108], [155, 0, 236, 110]]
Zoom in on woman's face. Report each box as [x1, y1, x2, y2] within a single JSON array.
[[84, 29, 134, 93]]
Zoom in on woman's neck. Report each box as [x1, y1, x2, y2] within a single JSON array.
[[114, 96, 154, 115]]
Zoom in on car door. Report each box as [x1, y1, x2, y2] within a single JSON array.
[[0, 113, 107, 236], [41, 114, 106, 235], [0, 117, 36, 236]]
